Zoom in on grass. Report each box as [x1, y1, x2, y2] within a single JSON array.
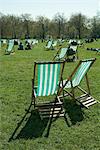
[[0, 40, 100, 150]]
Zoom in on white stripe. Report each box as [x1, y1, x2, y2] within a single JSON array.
[[52, 64, 58, 94], [34, 89, 37, 97], [38, 65, 43, 96], [48, 64, 53, 95], [43, 64, 48, 96]]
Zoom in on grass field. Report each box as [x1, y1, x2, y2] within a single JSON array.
[[0, 40, 100, 150]]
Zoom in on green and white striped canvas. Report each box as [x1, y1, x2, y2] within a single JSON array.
[[6, 40, 14, 52], [65, 61, 92, 88], [36, 63, 61, 96], [59, 48, 67, 59]]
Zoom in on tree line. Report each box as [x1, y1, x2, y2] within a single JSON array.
[[0, 12, 100, 39]]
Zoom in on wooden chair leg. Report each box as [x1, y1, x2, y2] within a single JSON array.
[[85, 73, 90, 95]]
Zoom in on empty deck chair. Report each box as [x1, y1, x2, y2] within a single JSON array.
[[32, 61, 65, 118], [53, 48, 68, 60], [52, 41, 57, 48], [59, 58, 97, 108], [2, 39, 7, 44], [32, 39, 38, 45], [5, 40, 14, 54], [96, 49, 100, 54], [45, 40, 53, 50]]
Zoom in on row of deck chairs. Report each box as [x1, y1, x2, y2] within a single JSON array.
[[32, 58, 98, 118], [3, 38, 39, 54], [45, 39, 66, 50]]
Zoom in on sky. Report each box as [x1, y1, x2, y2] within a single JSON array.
[[0, 0, 100, 19]]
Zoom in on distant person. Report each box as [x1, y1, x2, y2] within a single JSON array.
[[71, 41, 77, 46], [18, 42, 24, 50], [25, 42, 31, 50], [14, 40, 18, 45]]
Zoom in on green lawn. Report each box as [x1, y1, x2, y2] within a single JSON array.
[[0, 40, 100, 150]]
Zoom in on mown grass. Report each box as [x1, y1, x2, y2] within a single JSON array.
[[0, 40, 100, 150]]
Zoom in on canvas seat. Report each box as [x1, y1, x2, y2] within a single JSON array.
[[45, 40, 53, 50], [53, 48, 68, 60], [5, 40, 14, 54], [52, 41, 57, 48]]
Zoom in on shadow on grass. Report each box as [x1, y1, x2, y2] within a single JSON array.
[[15, 110, 49, 139], [9, 99, 84, 141], [64, 98, 84, 126], [8, 103, 49, 141]]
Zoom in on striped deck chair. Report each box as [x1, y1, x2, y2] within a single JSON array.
[[5, 40, 14, 54], [59, 58, 97, 108], [53, 48, 68, 61], [32, 61, 65, 118]]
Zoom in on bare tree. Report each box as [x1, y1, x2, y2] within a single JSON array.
[[91, 14, 100, 38], [69, 13, 87, 39], [21, 14, 32, 38], [36, 16, 49, 41], [0, 12, 100, 40], [53, 13, 66, 38]]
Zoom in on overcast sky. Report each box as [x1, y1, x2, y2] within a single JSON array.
[[0, 0, 100, 19]]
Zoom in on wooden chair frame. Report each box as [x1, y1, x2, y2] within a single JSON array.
[[59, 58, 97, 108]]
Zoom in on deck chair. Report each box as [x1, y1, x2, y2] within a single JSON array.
[[52, 41, 57, 48], [53, 48, 68, 60], [32, 61, 65, 118], [45, 40, 53, 50], [2, 39, 7, 44], [59, 58, 97, 108], [5, 40, 14, 54], [96, 48, 100, 54]]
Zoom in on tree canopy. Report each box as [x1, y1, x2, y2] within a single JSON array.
[[0, 12, 100, 39]]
